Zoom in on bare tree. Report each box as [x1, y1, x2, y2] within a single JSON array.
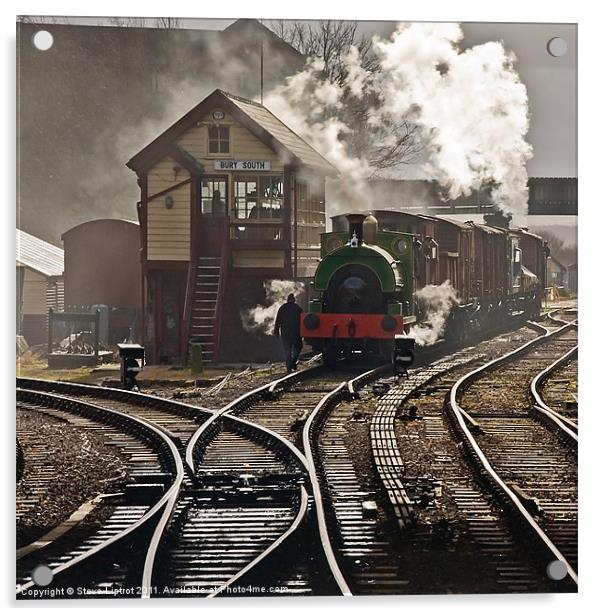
[[155, 17, 181, 29], [269, 20, 421, 172], [271, 20, 377, 84], [107, 16, 148, 28], [18, 15, 73, 25]]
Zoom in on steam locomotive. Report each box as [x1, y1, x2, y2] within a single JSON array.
[[300, 212, 546, 364]]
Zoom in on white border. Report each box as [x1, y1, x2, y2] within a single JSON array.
[[3, 1, 597, 613]]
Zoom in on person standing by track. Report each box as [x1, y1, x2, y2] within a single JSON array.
[[274, 293, 303, 373]]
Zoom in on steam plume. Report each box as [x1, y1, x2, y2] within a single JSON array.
[[409, 280, 459, 346], [373, 23, 532, 214], [264, 57, 372, 212], [265, 22, 532, 216], [241, 279, 305, 335]]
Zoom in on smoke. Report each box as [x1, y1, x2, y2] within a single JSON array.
[[240, 279, 305, 335], [264, 22, 532, 217], [264, 57, 372, 214], [18, 22, 301, 245], [19, 21, 534, 245], [409, 280, 459, 346], [373, 23, 532, 215]]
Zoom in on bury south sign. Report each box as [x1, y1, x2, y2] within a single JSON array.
[[213, 160, 272, 171]]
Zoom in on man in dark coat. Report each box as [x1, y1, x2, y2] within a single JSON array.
[[211, 190, 226, 216], [274, 293, 303, 373]]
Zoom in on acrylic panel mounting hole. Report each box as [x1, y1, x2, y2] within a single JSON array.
[[31, 565, 53, 586], [547, 37, 567, 57], [32, 30, 53, 51]]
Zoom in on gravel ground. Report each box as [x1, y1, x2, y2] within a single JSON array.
[[398, 325, 541, 522], [16, 409, 127, 548], [459, 330, 567, 413], [147, 363, 295, 409], [541, 356, 578, 416]]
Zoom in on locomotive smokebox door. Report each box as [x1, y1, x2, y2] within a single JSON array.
[[118, 343, 145, 391], [393, 336, 415, 377]]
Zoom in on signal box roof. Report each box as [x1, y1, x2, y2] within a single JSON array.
[[127, 89, 338, 176]]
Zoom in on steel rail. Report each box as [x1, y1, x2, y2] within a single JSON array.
[[526, 321, 551, 336], [16, 377, 307, 464], [16, 388, 184, 596], [192, 358, 384, 598], [16, 377, 215, 422], [302, 381, 351, 596], [207, 486, 310, 598], [17, 377, 313, 598], [302, 363, 391, 597], [185, 363, 322, 472], [466, 319, 578, 442], [448, 324, 578, 587], [546, 308, 578, 327], [530, 345, 578, 438], [179, 362, 326, 598]]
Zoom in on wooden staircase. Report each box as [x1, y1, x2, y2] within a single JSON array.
[[189, 256, 222, 364]]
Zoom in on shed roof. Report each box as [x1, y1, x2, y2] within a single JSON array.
[[127, 89, 338, 176], [16, 229, 64, 277], [223, 92, 336, 172], [512, 227, 544, 242], [432, 215, 472, 230]]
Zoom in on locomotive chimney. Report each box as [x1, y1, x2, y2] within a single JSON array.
[[346, 214, 367, 246], [363, 214, 378, 244]]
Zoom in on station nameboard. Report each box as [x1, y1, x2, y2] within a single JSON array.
[[213, 160, 272, 171]]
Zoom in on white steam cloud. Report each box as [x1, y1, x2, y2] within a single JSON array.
[[241, 279, 305, 335], [409, 280, 459, 346], [264, 22, 532, 216], [264, 57, 372, 212]]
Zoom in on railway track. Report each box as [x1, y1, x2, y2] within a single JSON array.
[[531, 312, 578, 433], [16, 387, 184, 598], [535, 350, 578, 430], [16, 439, 25, 482], [297, 324, 557, 594], [372, 351, 556, 592], [154, 360, 385, 598], [16, 378, 316, 598], [16, 308, 578, 598], [17, 406, 125, 552], [449, 319, 578, 589]]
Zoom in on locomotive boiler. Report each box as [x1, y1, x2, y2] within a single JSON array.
[[301, 214, 417, 364]]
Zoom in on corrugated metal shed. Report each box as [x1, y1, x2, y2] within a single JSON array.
[[16, 229, 64, 277], [223, 92, 337, 174]]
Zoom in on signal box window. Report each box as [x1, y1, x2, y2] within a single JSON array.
[[232, 175, 283, 240], [208, 126, 230, 154], [234, 176, 283, 220]]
